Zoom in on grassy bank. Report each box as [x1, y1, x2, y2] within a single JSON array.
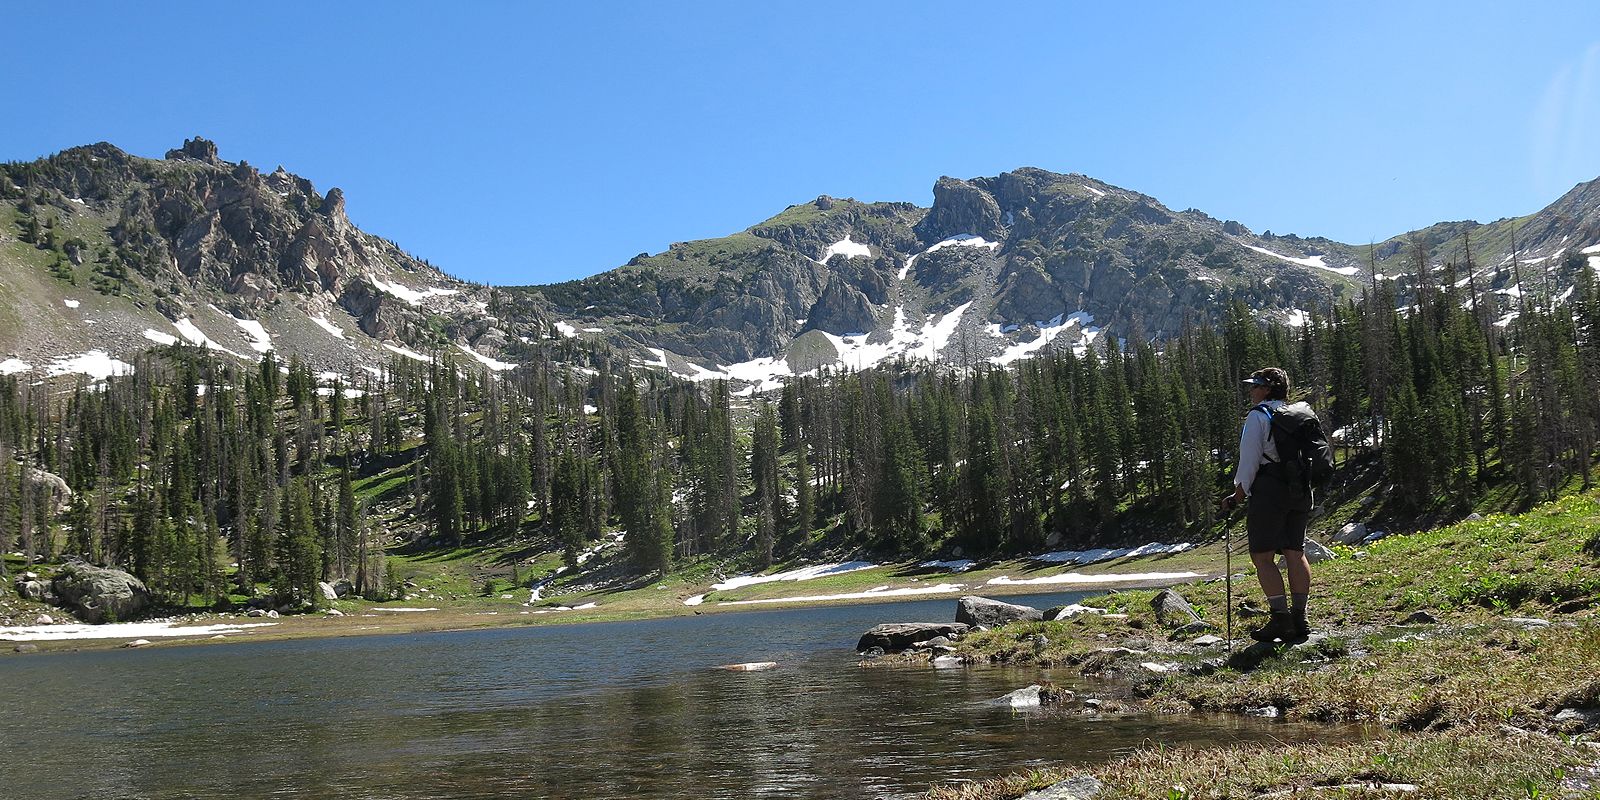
[[919, 491, 1600, 799]]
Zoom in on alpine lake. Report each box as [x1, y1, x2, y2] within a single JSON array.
[[0, 590, 1358, 799]]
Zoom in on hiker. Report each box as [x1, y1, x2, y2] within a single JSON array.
[[1221, 367, 1316, 644]]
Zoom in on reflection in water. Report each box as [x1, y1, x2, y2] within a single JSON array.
[[0, 591, 1361, 799]]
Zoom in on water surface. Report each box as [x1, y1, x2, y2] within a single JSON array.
[[1, 591, 1350, 799]]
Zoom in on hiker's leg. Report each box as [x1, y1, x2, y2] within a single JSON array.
[[1250, 550, 1285, 604], [1284, 549, 1311, 594]]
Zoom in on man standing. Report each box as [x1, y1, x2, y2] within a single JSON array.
[[1223, 367, 1313, 644]]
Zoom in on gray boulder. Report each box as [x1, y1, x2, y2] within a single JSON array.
[[1302, 540, 1337, 564], [994, 684, 1045, 708], [1019, 775, 1103, 800], [1150, 589, 1203, 628], [956, 596, 1043, 627], [17, 579, 45, 600], [1333, 522, 1367, 545], [318, 581, 339, 601], [856, 622, 969, 653], [332, 579, 355, 598], [50, 561, 151, 623]]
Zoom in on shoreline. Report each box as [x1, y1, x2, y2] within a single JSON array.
[[1, 566, 1209, 656]]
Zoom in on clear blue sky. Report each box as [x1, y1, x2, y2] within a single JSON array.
[[6, 2, 1600, 285]]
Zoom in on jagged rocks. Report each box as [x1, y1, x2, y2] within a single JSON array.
[[916, 176, 1005, 244], [804, 275, 879, 336], [856, 622, 969, 653], [50, 561, 152, 624], [956, 596, 1043, 627]]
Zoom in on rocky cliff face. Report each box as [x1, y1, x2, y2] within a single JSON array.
[[0, 138, 546, 375]]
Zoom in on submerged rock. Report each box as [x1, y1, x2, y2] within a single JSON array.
[[857, 622, 970, 653]]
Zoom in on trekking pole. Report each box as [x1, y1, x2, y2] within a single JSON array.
[[1223, 505, 1235, 654]]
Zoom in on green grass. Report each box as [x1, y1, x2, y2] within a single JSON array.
[[921, 490, 1600, 799], [926, 730, 1593, 800]]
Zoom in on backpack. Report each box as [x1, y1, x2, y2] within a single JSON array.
[[1258, 402, 1336, 496]]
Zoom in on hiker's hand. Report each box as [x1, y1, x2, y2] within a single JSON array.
[[1219, 494, 1236, 512]]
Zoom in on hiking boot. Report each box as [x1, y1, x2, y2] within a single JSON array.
[[1250, 611, 1297, 643], [1289, 609, 1311, 644]]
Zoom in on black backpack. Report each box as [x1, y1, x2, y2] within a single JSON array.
[[1259, 402, 1336, 495]]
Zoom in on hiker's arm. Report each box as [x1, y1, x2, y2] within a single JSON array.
[[1232, 409, 1269, 496]]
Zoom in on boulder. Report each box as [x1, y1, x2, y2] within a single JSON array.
[[1044, 604, 1104, 620], [17, 579, 45, 600], [931, 654, 964, 669], [1191, 634, 1225, 647], [50, 561, 152, 623], [1362, 529, 1390, 544], [1301, 540, 1337, 564], [1150, 589, 1203, 628], [994, 684, 1045, 708], [1402, 610, 1439, 625], [856, 622, 970, 653], [13, 643, 39, 653], [318, 582, 339, 601], [1018, 775, 1103, 800], [123, 639, 151, 648], [1333, 523, 1368, 545], [34, 614, 53, 625], [956, 596, 1043, 628], [332, 579, 354, 598]]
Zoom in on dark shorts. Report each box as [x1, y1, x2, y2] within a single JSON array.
[[1247, 472, 1310, 554]]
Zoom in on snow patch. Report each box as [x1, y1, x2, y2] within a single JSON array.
[[919, 559, 975, 573], [172, 319, 244, 358], [710, 584, 967, 607], [0, 358, 31, 375], [1081, 184, 1106, 198], [555, 321, 578, 338], [456, 344, 516, 371], [1581, 243, 1600, 255], [1242, 244, 1361, 277], [925, 234, 1001, 256], [684, 561, 879, 606], [369, 276, 459, 306], [988, 311, 1098, 365], [310, 314, 346, 339], [143, 329, 179, 346], [47, 351, 132, 380], [986, 571, 1203, 587], [0, 620, 276, 641], [822, 236, 872, 261], [1032, 542, 1195, 566], [63, 298, 80, 309], [1284, 309, 1311, 328], [233, 318, 273, 353], [372, 607, 439, 612], [382, 343, 432, 363]]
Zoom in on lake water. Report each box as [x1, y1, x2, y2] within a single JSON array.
[[0, 591, 1349, 799]]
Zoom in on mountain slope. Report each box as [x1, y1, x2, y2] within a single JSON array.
[[5, 139, 1600, 391]]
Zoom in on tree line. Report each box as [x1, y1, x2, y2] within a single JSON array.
[[1, 249, 1597, 611]]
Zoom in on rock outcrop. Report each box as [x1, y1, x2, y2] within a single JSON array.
[[50, 561, 152, 623]]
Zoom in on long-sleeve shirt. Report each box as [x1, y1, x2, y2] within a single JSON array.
[[1233, 400, 1284, 495]]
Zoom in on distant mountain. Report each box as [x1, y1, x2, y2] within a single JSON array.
[[4, 139, 1598, 389], [0, 138, 545, 382]]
